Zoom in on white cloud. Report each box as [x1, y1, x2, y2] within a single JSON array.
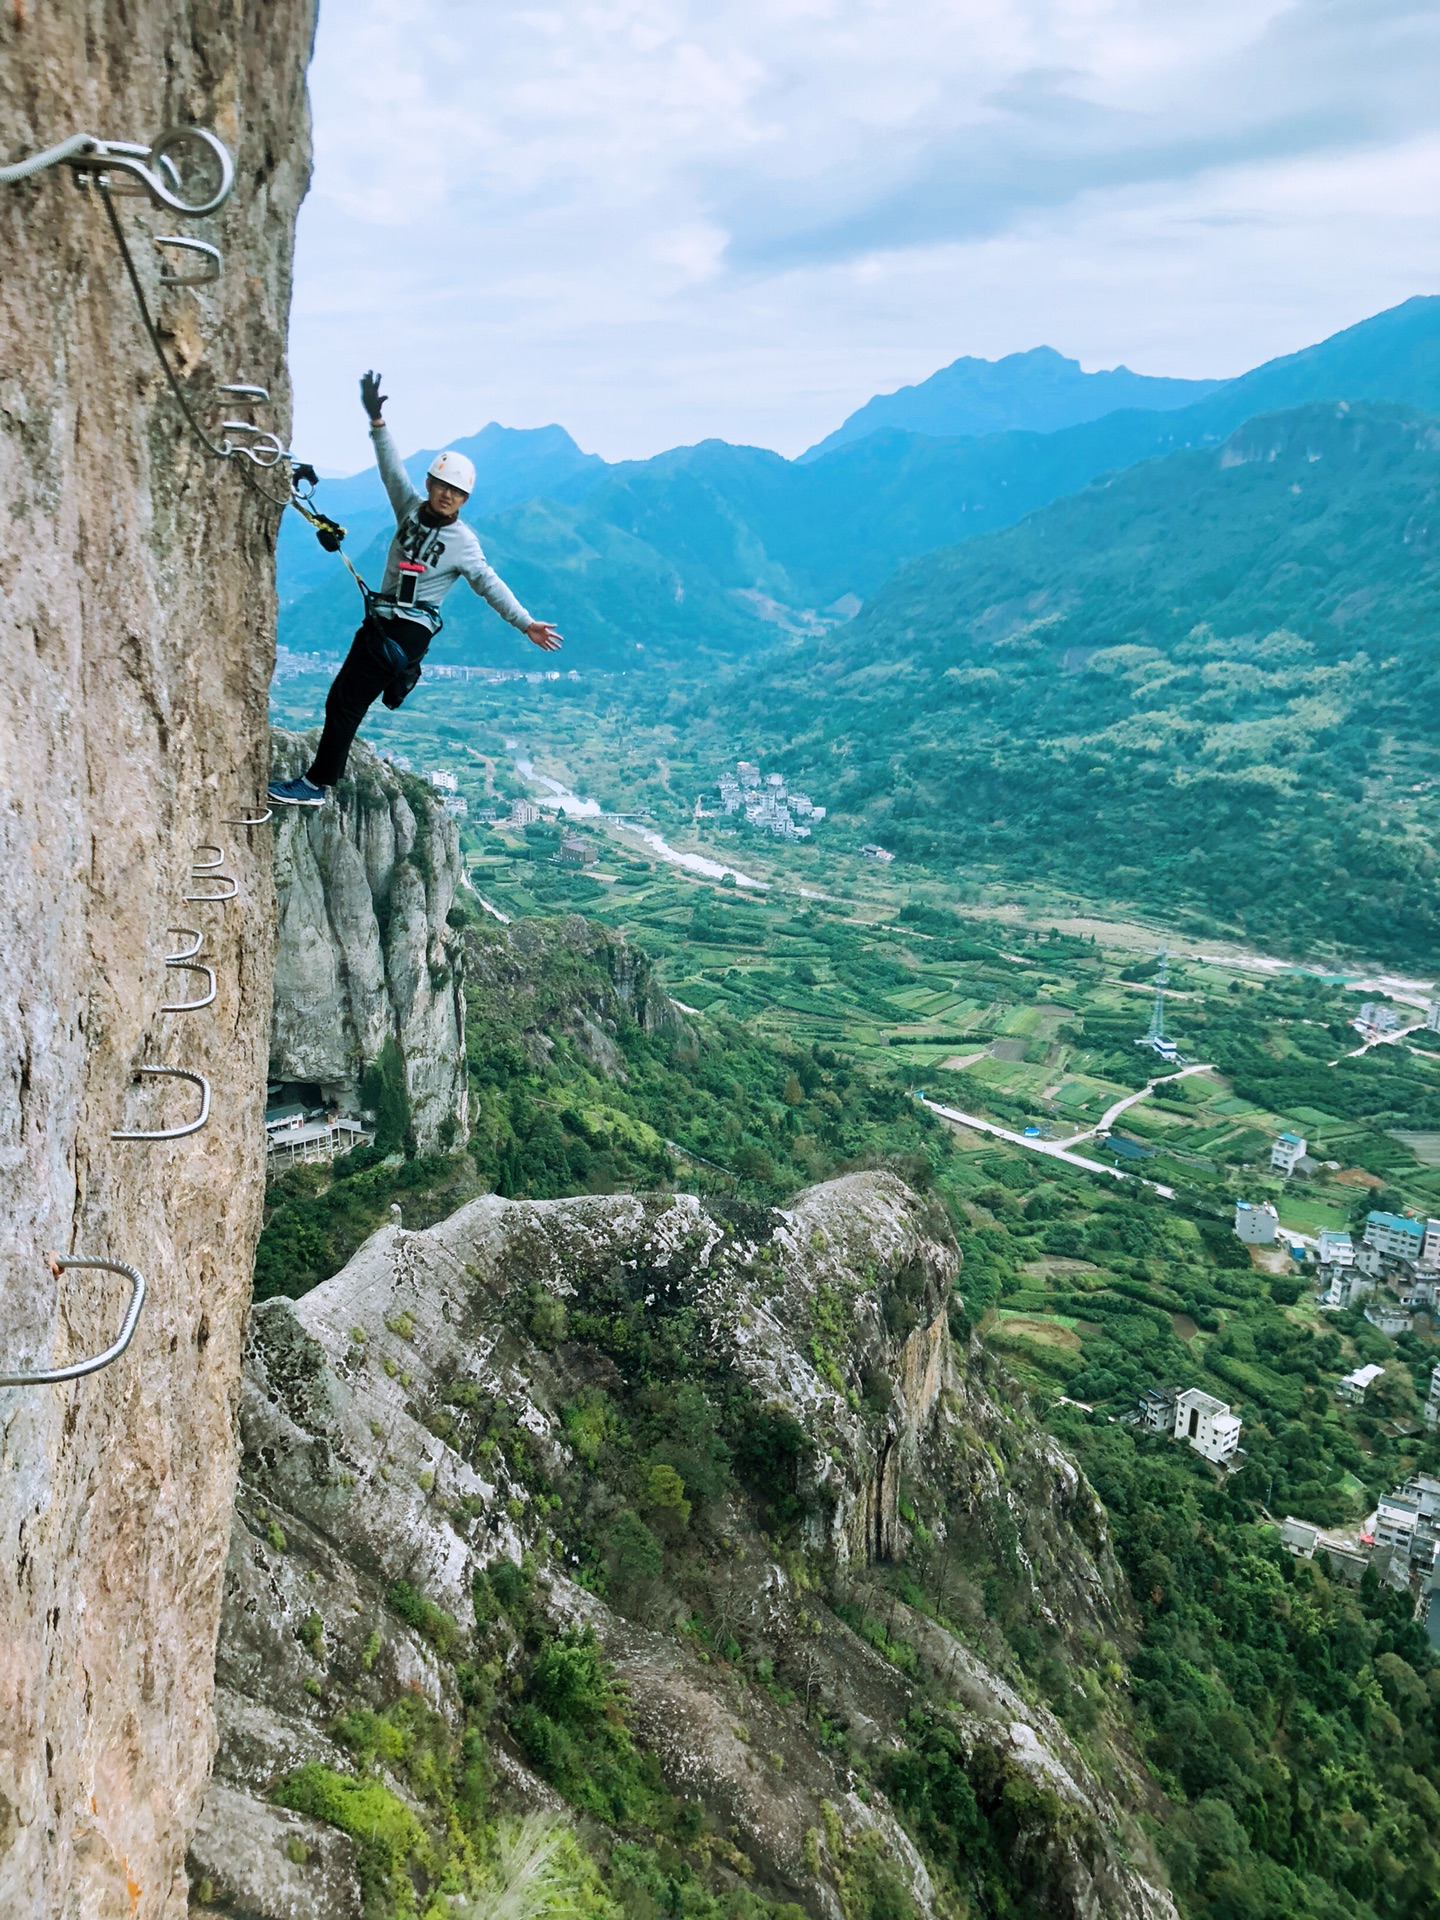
[[289, 0, 1440, 469]]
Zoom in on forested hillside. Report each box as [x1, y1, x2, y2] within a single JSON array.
[[686, 400, 1440, 963], [280, 298, 1440, 670]]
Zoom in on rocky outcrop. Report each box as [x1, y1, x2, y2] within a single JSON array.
[[269, 731, 467, 1150], [0, 6, 314, 1915], [201, 1173, 1176, 1920]]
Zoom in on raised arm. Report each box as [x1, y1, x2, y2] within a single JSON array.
[[359, 369, 420, 523]]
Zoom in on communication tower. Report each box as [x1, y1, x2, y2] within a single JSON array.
[[1138, 947, 1179, 1060]]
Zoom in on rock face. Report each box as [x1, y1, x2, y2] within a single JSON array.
[[203, 1173, 1176, 1920], [269, 731, 468, 1151], [0, 8, 313, 1916]]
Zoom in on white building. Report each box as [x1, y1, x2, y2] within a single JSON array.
[[1336, 1363, 1385, 1404], [442, 795, 468, 819], [1235, 1199, 1279, 1245], [1279, 1518, 1368, 1583], [1424, 1219, 1440, 1270], [1365, 1211, 1427, 1261], [1365, 1299, 1414, 1336], [508, 799, 540, 827], [1357, 1001, 1400, 1036], [1173, 1388, 1243, 1466], [1317, 1230, 1354, 1267], [1425, 1364, 1440, 1429], [737, 762, 761, 789], [429, 769, 458, 794], [266, 1114, 371, 1169], [1270, 1132, 1307, 1175], [1317, 1269, 1376, 1312], [1427, 998, 1440, 1033], [860, 843, 895, 862]]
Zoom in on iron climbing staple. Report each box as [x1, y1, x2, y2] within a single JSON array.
[[183, 876, 238, 904], [152, 235, 222, 286], [0, 126, 233, 215], [0, 1255, 147, 1387], [160, 960, 217, 1013], [111, 1066, 211, 1141]]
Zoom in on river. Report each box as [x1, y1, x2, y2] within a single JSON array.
[[512, 756, 769, 891]]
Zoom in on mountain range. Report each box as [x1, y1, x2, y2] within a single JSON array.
[[691, 398, 1440, 961], [280, 296, 1440, 673], [799, 343, 1221, 458]]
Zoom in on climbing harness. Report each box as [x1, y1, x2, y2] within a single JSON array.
[[0, 1256, 147, 1388], [111, 1066, 211, 1142]]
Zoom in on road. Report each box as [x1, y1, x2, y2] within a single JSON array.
[[1330, 1019, 1427, 1065], [919, 1098, 1176, 1198], [1069, 1061, 1217, 1143], [920, 1063, 1219, 1199]]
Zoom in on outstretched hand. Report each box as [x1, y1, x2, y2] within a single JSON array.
[[360, 369, 388, 425], [527, 621, 563, 653]]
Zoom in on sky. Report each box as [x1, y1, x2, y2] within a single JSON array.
[[289, 0, 1440, 473]]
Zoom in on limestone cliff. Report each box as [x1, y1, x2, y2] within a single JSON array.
[[269, 731, 468, 1152], [0, 8, 313, 1915], [197, 1173, 1176, 1920]]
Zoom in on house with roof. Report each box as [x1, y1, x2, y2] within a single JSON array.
[[1173, 1387, 1243, 1466], [1365, 1298, 1414, 1336], [1270, 1132, 1307, 1175], [1337, 1363, 1385, 1405], [1134, 1386, 1177, 1433], [1279, 1517, 1367, 1584], [1365, 1211, 1427, 1261]]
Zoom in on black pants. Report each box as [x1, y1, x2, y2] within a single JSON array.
[[307, 615, 430, 787]]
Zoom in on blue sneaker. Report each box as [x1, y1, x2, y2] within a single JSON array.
[[268, 773, 327, 808]]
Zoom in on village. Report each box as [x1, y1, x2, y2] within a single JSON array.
[[1130, 1170, 1440, 1637], [712, 758, 827, 840]]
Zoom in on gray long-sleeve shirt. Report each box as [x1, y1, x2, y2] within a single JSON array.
[[369, 424, 533, 636]]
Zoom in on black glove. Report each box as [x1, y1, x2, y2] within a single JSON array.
[[360, 370, 387, 423]]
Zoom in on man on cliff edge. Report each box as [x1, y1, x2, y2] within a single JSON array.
[[269, 372, 562, 806]]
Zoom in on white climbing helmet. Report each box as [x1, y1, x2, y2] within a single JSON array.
[[427, 449, 475, 495]]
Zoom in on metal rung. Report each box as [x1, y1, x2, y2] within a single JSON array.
[[222, 808, 273, 827], [165, 927, 203, 961], [154, 235, 221, 286], [221, 431, 286, 469], [112, 1066, 211, 1141], [0, 1255, 147, 1387], [192, 844, 226, 871], [160, 960, 216, 1011], [183, 876, 237, 903], [220, 383, 270, 402], [67, 127, 234, 217]]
